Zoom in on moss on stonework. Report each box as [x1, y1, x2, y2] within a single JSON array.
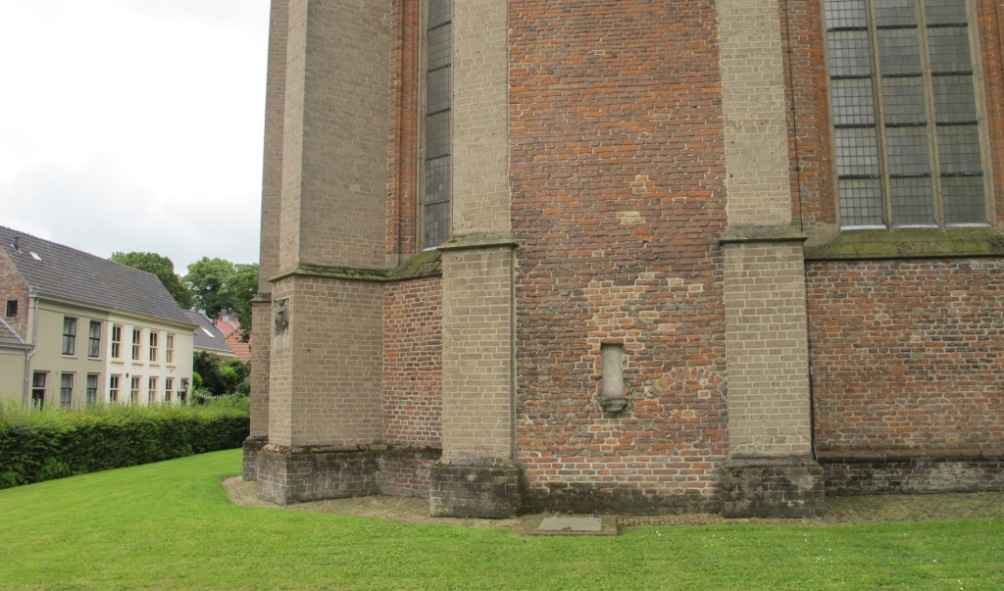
[[805, 227, 1004, 260], [386, 249, 442, 280], [719, 225, 808, 244], [272, 250, 442, 283]]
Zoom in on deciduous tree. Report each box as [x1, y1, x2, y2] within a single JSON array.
[[110, 252, 193, 309], [184, 258, 258, 338]]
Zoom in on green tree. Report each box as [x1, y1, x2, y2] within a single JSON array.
[[185, 257, 236, 318], [192, 351, 249, 399], [110, 252, 193, 309], [230, 263, 258, 341], [184, 258, 258, 338]]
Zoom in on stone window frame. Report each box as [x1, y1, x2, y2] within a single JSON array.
[[31, 371, 47, 409], [62, 317, 77, 356], [110, 324, 123, 360], [60, 372, 73, 409], [824, 0, 994, 230], [165, 333, 175, 365], [148, 376, 158, 404], [131, 328, 142, 361], [130, 375, 141, 404], [87, 320, 102, 359], [419, 0, 453, 249], [109, 374, 120, 403], [149, 331, 159, 364], [86, 373, 99, 406]]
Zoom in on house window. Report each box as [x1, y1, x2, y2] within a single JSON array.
[[109, 375, 120, 403], [132, 328, 142, 361], [166, 334, 175, 365], [422, 0, 452, 247], [60, 373, 73, 409], [825, 0, 988, 228], [148, 377, 157, 404], [62, 317, 77, 356], [86, 374, 99, 406], [31, 372, 46, 409], [111, 325, 123, 359], [149, 332, 159, 363], [88, 321, 102, 358], [130, 376, 141, 404], [165, 378, 174, 403], [4, 299, 16, 318]]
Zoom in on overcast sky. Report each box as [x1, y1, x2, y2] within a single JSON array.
[[0, 0, 269, 274]]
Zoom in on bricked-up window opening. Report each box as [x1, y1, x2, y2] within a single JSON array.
[[62, 317, 77, 356], [60, 373, 73, 409], [88, 321, 101, 358], [86, 373, 98, 406], [31, 372, 46, 409], [4, 299, 16, 318], [109, 374, 120, 403], [422, 0, 451, 247], [825, 0, 989, 228], [111, 325, 122, 359], [131, 328, 142, 361]]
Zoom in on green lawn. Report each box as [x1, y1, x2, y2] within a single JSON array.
[[0, 450, 999, 591]]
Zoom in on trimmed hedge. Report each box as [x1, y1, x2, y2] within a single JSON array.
[[0, 398, 249, 489]]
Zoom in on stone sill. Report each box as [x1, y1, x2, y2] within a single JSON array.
[[805, 227, 1004, 260], [269, 250, 442, 284]]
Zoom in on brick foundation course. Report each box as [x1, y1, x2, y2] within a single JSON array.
[[720, 458, 826, 518], [821, 452, 1004, 496], [257, 444, 441, 505], [430, 461, 522, 519]]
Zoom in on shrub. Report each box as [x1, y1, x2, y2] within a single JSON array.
[[0, 399, 249, 489]]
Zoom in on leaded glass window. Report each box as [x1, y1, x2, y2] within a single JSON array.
[[825, 0, 988, 228], [423, 0, 451, 247]]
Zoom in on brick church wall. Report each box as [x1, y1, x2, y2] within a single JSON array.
[[779, 0, 836, 238], [382, 277, 443, 449], [807, 259, 1004, 454], [509, 1, 729, 513], [786, 0, 1004, 495]]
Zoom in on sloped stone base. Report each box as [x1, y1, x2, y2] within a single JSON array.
[[257, 444, 382, 505], [430, 461, 522, 518], [242, 436, 268, 481], [720, 458, 826, 518]]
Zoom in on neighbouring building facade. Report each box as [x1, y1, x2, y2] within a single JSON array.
[[0, 226, 196, 409], [244, 0, 1004, 517], [186, 310, 239, 360]]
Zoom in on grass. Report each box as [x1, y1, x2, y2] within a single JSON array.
[[0, 450, 1000, 591]]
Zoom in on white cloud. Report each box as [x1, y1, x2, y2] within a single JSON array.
[[0, 0, 268, 273]]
